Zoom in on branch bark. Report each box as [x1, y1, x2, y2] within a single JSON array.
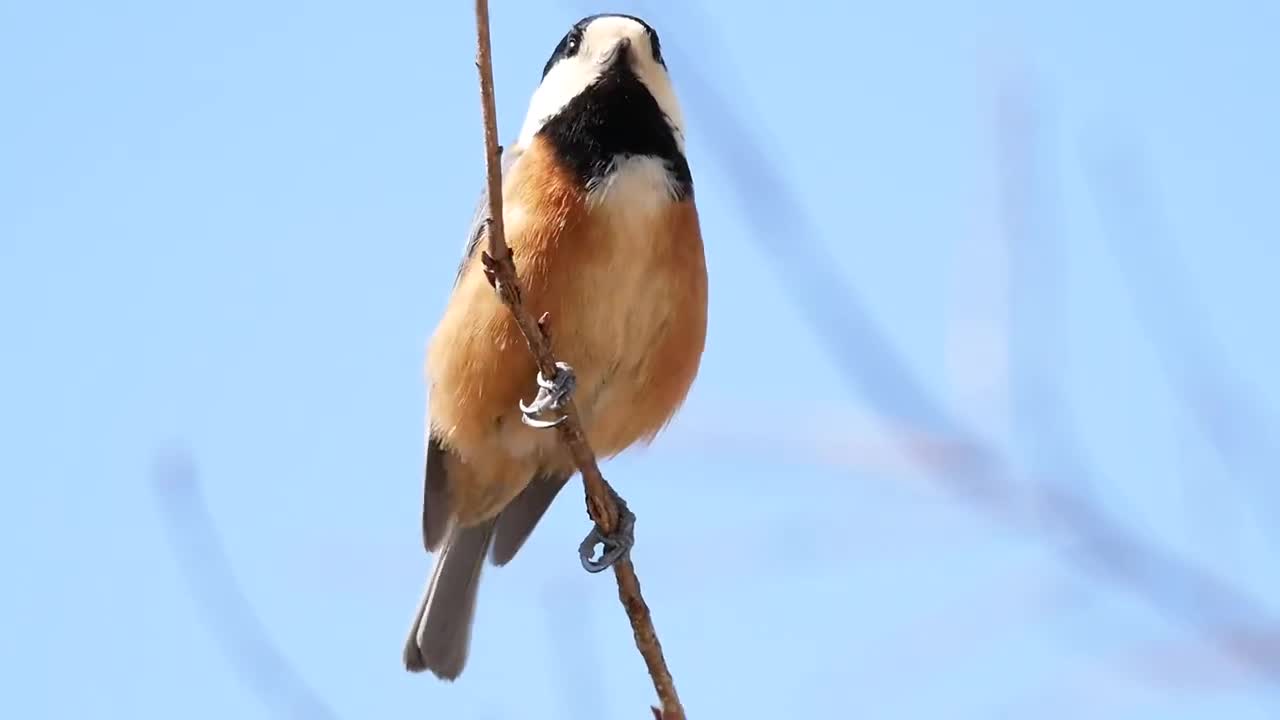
[[471, 3, 685, 718]]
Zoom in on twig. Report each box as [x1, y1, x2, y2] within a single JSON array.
[[471, 3, 685, 717]]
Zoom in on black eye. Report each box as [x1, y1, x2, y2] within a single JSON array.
[[542, 27, 584, 77]]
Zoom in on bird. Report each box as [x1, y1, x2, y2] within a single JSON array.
[[402, 13, 708, 681]]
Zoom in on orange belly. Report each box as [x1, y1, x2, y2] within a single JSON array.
[[425, 137, 707, 525]]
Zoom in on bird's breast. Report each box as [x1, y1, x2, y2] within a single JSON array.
[[427, 139, 706, 472], [527, 151, 708, 456]]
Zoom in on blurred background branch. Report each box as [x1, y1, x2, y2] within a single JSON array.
[[31, 1, 1270, 718], [638, 0, 1280, 682], [1083, 139, 1280, 544], [151, 449, 340, 720]]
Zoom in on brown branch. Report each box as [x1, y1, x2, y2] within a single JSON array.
[[471, 3, 685, 718]]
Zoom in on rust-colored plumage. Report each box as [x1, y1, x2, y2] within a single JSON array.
[[405, 136, 706, 679], [427, 136, 707, 527], [404, 12, 704, 681]]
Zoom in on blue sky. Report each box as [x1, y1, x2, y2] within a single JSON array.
[[3, 1, 1279, 718]]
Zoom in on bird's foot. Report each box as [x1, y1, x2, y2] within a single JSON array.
[[518, 362, 576, 429], [578, 489, 635, 573]]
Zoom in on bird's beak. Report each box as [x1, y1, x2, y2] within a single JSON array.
[[604, 37, 632, 68]]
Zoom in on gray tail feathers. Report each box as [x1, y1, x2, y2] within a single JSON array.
[[403, 519, 497, 680], [490, 472, 571, 566]]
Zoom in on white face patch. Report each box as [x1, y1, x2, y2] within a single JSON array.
[[516, 16, 685, 151]]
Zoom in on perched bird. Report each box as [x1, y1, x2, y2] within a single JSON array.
[[403, 14, 708, 680]]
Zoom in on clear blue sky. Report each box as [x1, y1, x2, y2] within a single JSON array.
[[3, 1, 1279, 718]]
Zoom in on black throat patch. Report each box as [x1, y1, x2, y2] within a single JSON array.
[[537, 59, 693, 201]]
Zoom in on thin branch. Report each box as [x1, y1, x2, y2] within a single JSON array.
[[471, 3, 685, 717]]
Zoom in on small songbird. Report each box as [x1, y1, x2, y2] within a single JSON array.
[[403, 14, 708, 680]]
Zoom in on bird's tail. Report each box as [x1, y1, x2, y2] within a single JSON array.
[[402, 518, 497, 680]]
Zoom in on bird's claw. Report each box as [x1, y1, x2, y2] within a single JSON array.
[[521, 414, 568, 429], [578, 491, 635, 573], [519, 362, 576, 428]]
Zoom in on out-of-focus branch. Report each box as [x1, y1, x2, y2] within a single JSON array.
[[1124, 633, 1280, 690], [664, 410, 972, 477], [1083, 140, 1280, 536], [995, 64, 1096, 504], [630, 0, 1280, 681], [151, 449, 340, 720], [1005, 631, 1280, 716], [471, 4, 684, 717]]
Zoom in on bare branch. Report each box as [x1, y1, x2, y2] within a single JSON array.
[[471, 3, 685, 716]]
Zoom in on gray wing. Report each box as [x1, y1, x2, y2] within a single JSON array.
[[453, 144, 524, 286], [422, 144, 526, 554], [425, 143, 572, 567], [422, 435, 451, 553], [490, 472, 572, 566], [467, 144, 574, 565]]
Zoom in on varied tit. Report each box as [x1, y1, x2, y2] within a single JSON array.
[[402, 13, 708, 680]]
